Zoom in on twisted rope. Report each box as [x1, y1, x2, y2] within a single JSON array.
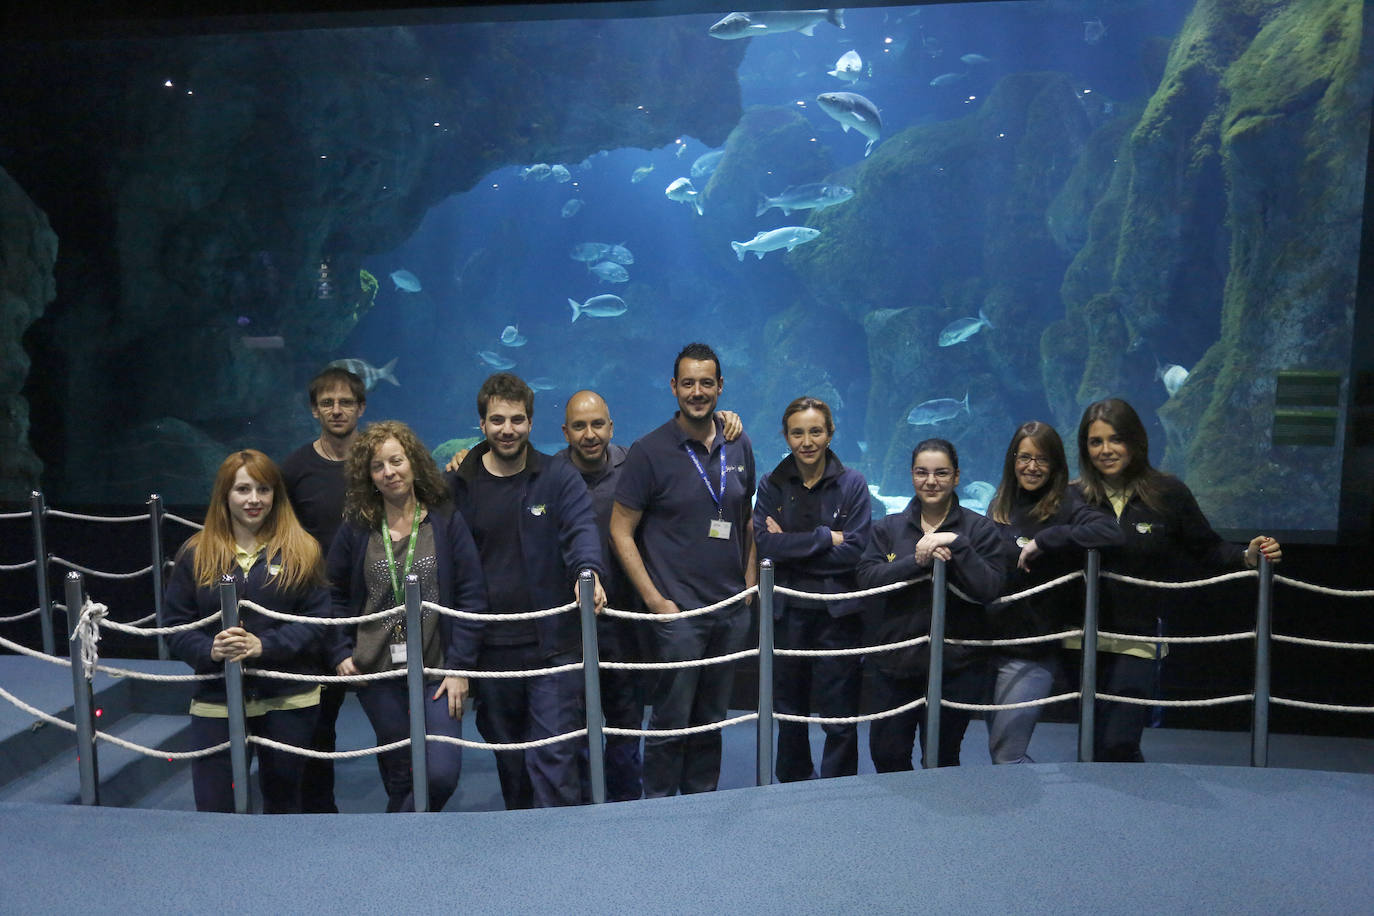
[[1096, 692, 1254, 707], [0, 685, 228, 759], [69, 599, 107, 680], [772, 575, 932, 603], [600, 586, 760, 621], [50, 557, 153, 580], [0, 509, 33, 520], [1271, 697, 1374, 714], [941, 692, 1082, 713], [424, 662, 585, 680], [244, 667, 405, 684], [165, 512, 205, 531], [1273, 634, 1374, 651], [1098, 630, 1255, 645], [0, 607, 42, 623], [598, 647, 758, 671], [0, 632, 71, 666], [47, 509, 151, 523], [100, 612, 220, 636], [772, 634, 930, 661], [243, 598, 397, 627], [424, 599, 576, 622], [945, 629, 1084, 648], [604, 712, 758, 739], [773, 696, 927, 727], [428, 729, 587, 752], [249, 734, 409, 760], [1102, 569, 1256, 589], [1274, 575, 1374, 599], [0, 560, 38, 572]]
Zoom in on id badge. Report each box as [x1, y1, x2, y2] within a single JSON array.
[[390, 642, 407, 664], [708, 518, 732, 539]]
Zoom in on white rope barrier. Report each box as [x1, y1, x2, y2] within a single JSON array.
[[0, 684, 229, 759], [941, 692, 1083, 713], [0, 509, 33, 520], [605, 711, 759, 739], [0, 685, 75, 731], [70, 599, 107, 681], [0, 559, 38, 572], [425, 599, 577, 622], [94, 663, 221, 683], [1102, 569, 1257, 589], [164, 512, 205, 531], [244, 667, 406, 684], [0, 632, 71, 666], [243, 598, 400, 627], [249, 734, 409, 761], [1271, 697, 1374, 714], [50, 556, 153, 580], [773, 696, 928, 727], [1096, 692, 1254, 708], [945, 629, 1084, 648], [1273, 634, 1374, 651], [428, 729, 588, 752], [0, 607, 41, 623], [1275, 575, 1374, 599], [100, 612, 220, 636], [424, 662, 586, 680], [601, 586, 761, 621], [124, 612, 158, 626], [1098, 630, 1257, 645], [47, 509, 150, 523], [772, 576, 932, 604], [599, 647, 759, 671], [773, 634, 931, 661]]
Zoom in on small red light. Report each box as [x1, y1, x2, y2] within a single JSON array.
[[94, 708, 103, 718]]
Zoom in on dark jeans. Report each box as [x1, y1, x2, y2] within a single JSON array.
[[774, 607, 862, 781], [356, 680, 463, 812], [474, 643, 585, 809], [299, 683, 346, 813], [1073, 649, 1154, 762], [642, 603, 750, 798], [868, 661, 989, 771], [188, 703, 319, 813], [579, 663, 647, 803]]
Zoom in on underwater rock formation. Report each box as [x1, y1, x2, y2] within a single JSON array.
[[0, 168, 56, 501], [0, 21, 744, 502]]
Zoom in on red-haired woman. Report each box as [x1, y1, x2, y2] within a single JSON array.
[[165, 450, 332, 813]]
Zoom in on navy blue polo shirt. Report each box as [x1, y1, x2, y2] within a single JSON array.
[[615, 415, 755, 611]]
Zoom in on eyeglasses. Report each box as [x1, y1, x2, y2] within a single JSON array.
[[317, 398, 359, 410], [912, 469, 954, 481], [1015, 453, 1051, 469]]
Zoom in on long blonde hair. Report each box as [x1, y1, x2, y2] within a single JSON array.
[[182, 450, 323, 592]]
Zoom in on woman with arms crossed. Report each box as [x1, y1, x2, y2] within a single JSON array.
[[753, 397, 871, 781], [1073, 398, 1280, 761], [329, 420, 488, 811], [164, 450, 330, 813]]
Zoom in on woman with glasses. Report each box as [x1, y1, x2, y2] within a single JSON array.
[[753, 396, 872, 781], [1074, 398, 1281, 761], [985, 421, 1121, 763], [857, 438, 1011, 770], [328, 420, 488, 811], [164, 449, 331, 813]]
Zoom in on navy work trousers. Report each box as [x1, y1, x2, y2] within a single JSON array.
[[356, 680, 463, 812], [188, 704, 318, 813], [774, 606, 862, 781]]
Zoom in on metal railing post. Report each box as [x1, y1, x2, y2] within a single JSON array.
[[64, 572, 99, 806], [219, 576, 250, 814], [404, 575, 429, 813], [31, 492, 54, 656], [578, 569, 606, 804], [148, 494, 169, 659], [1251, 555, 1273, 768], [756, 559, 775, 787], [1078, 550, 1100, 763], [924, 558, 947, 769]]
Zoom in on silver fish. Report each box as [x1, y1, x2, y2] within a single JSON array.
[[560, 199, 583, 219], [816, 91, 882, 157], [327, 357, 399, 391], [665, 177, 704, 215], [691, 150, 725, 180], [731, 226, 821, 261], [906, 392, 971, 426], [962, 480, 996, 503], [606, 244, 634, 266], [527, 377, 557, 391], [960, 53, 991, 65], [630, 164, 655, 184], [708, 9, 845, 40], [589, 261, 629, 284], [568, 294, 628, 322], [570, 242, 612, 263], [829, 49, 862, 83], [500, 324, 527, 348], [389, 269, 421, 292], [477, 350, 516, 370], [520, 163, 553, 181], [1157, 362, 1189, 397], [756, 183, 854, 217], [929, 72, 965, 87], [938, 308, 993, 347], [550, 164, 571, 183]]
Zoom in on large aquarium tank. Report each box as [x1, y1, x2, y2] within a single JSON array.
[[1, 0, 1369, 536]]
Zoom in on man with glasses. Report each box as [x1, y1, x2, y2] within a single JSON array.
[[280, 365, 367, 813]]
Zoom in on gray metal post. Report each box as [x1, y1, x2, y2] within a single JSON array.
[[578, 569, 606, 804], [404, 575, 430, 813], [219, 577, 250, 814], [923, 558, 947, 769], [756, 560, 775, 787], [1251, 555, 1273, 768], [64, 572, 99, 806], [148, 494, 169, 660], [31, 492, 54, 656], [1078, 549, 1100, 763]]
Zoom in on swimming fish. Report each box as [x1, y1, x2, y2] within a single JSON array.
[[527, 377, 557, 391], [570, 242, 612, 263], [906, 392, 971, 426], [756, 183, 854, 217], [691, 150, 725, 180], [675, 142, 688, 159], [828, 49, 862, 83], [960, 53, 990, 65], [550, 164, 571, 183], [631, 164, 655, 184], [816, 91, 882, 157], [962, 481, 996, 503], [327, 357, 400, 391], [561, 199, 584, 219], [520, 163, 553, 181], [708, 9, 845, 40], [500, 324, 527, 348], [1157, 362, 1189, 397], [938, 308, 993, 347], [665, 177, 704, 215], [730, 226, 821, 261], [606, 244, 634, 266], [477, 350, 516, 370], [389, 270, 421, 292], [1083, 18, 1106, 45], [568, 294, 628, 321], [589, 261, 629, 283], [929, 72, 965, 87]]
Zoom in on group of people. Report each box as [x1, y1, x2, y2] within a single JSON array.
[[163, 342, 1281, 813]]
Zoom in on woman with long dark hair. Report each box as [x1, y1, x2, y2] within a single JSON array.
[[164, 449, 330, 813], [753, 396, 871, 780], [329, 420, 488, 811], [986, 421, 1120, 763], [1073, 398, 1281, 761], [857, 438, 1010, 770]]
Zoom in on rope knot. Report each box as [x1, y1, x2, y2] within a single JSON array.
[[70, 598, 108, 681]]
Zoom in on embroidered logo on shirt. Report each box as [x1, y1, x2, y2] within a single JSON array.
[[886, 552, 897, 562], [730, 464, 747, 474], [1015, 537, 1031, 548], [1135, 522, 1153, 534], [529, 504, 547, 517]]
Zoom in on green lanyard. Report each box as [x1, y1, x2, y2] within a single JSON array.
[[381, 501, 423, 609]]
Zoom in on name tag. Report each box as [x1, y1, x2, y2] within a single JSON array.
[[708, 518, 732, 539], [390, 642, 407, 664]]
